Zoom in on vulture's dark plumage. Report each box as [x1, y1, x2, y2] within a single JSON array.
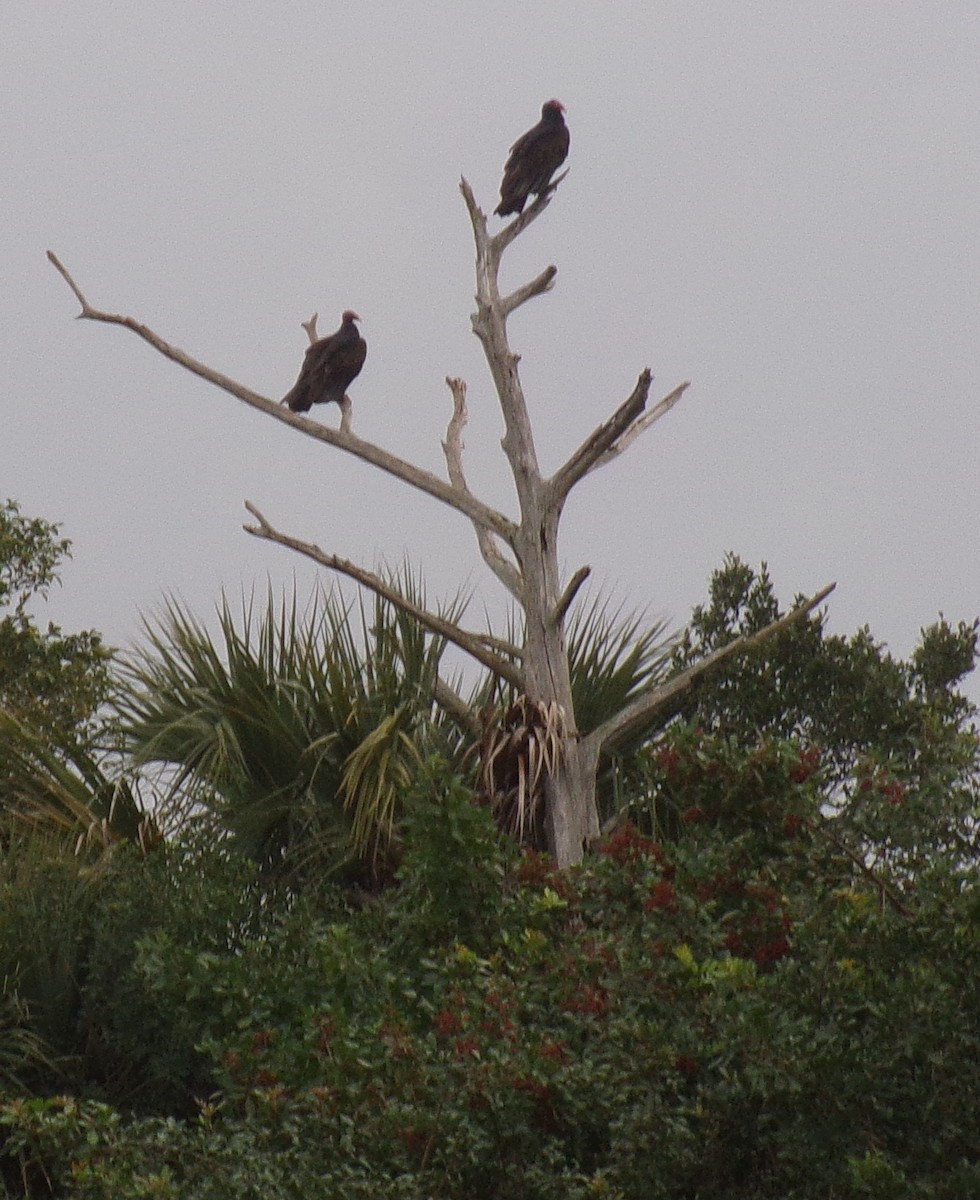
[[281, 311, 366, 413], [495, 99, 570, 217]]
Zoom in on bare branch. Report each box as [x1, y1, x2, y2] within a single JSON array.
[[458, 174, 567, 295], [473, 630, 523, 660], [243, 501, 524, 691], [48, 251, 274, 409], [300, 313, 319, 344], [488, 167, 570, 257], [592, 381, 690, 470], [501, 265, 558, 317], [443, 377, 523, 598], [552, 566, 591, 628], [585, 582, 838, 759], [48, 251, 92, 312], [549, 370, 653, 503], [459, 190, 543, 484], [443, 377, 468, 457], [432, 675, 483, 738], [48, 252, 518, 544], [458, 177, 489, 245]]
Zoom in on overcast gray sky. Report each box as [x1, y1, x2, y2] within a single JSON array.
[[3, 3, 978, 699]]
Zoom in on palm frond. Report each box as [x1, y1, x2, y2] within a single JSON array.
[[0, 709, 147, 854], [115, 573, 472, 877], [567, 591, 675, 735]]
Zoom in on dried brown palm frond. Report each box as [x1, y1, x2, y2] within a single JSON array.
[[477, 695, 566, 847]]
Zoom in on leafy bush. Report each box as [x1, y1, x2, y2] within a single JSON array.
[[4, 739, 976, 1198]]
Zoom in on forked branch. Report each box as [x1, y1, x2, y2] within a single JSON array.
[[594, 380, 691, 468], [549, 370, 654, 502], [459, 172, 569, 267]]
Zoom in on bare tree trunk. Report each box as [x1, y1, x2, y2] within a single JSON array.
[[461, 182, 603, 859], [49, 172, 835, 868]]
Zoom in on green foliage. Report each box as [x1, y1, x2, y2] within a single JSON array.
[[76, 835, 270, 1113], [673, 554, 977, 779], [0, 988, 57, 1095], [3, 726, 977, 1198], [391, 757, 512, 950], [0, 835, 99, 1069], [566, 593, 673, 738], [0, 829, 286, 1112], [1, 547, 977, 1198], [117, 577, 470, 881], [0, 499, 110, 746], [0, 709, 146, 846]]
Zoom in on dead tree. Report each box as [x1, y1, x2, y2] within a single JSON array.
[[47, 179, 833, 867]]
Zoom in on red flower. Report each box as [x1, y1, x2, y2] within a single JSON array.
[[644, 879, 678, 913], [753, 935, 790, 966], [454, 1036, 480, 1059], [539, 1038, 570, 1064], [790, 745, 821, 783], [434, 1009, 462, 1037], [881, 780, 906, 807], [398, 1126, 432, 1157], [563, 984, 610, 1016], [600, 821, 662, 864], [655, 745, 681, 775], [380, 1021, 414, 1059], [517, 849, 564, 892], [674, 1054, 699, 1076]]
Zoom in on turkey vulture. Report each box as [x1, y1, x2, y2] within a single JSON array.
[[281, 311, 366, 413], [495, 100, 570, 217]]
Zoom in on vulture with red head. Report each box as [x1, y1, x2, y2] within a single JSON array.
[[495, 99, 570, 217], [281, 310, 366, 413]]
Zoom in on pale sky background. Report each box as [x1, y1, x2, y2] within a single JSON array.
[[2, 4, 978, 701]]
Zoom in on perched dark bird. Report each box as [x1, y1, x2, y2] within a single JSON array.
[[495, 99, 570, 217], [281, 311, 366, 413]]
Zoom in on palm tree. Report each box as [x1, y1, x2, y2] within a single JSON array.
[[116, 576, 472, 881]]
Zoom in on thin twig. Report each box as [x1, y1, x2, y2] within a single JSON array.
[[301, 313, 319, 344]]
